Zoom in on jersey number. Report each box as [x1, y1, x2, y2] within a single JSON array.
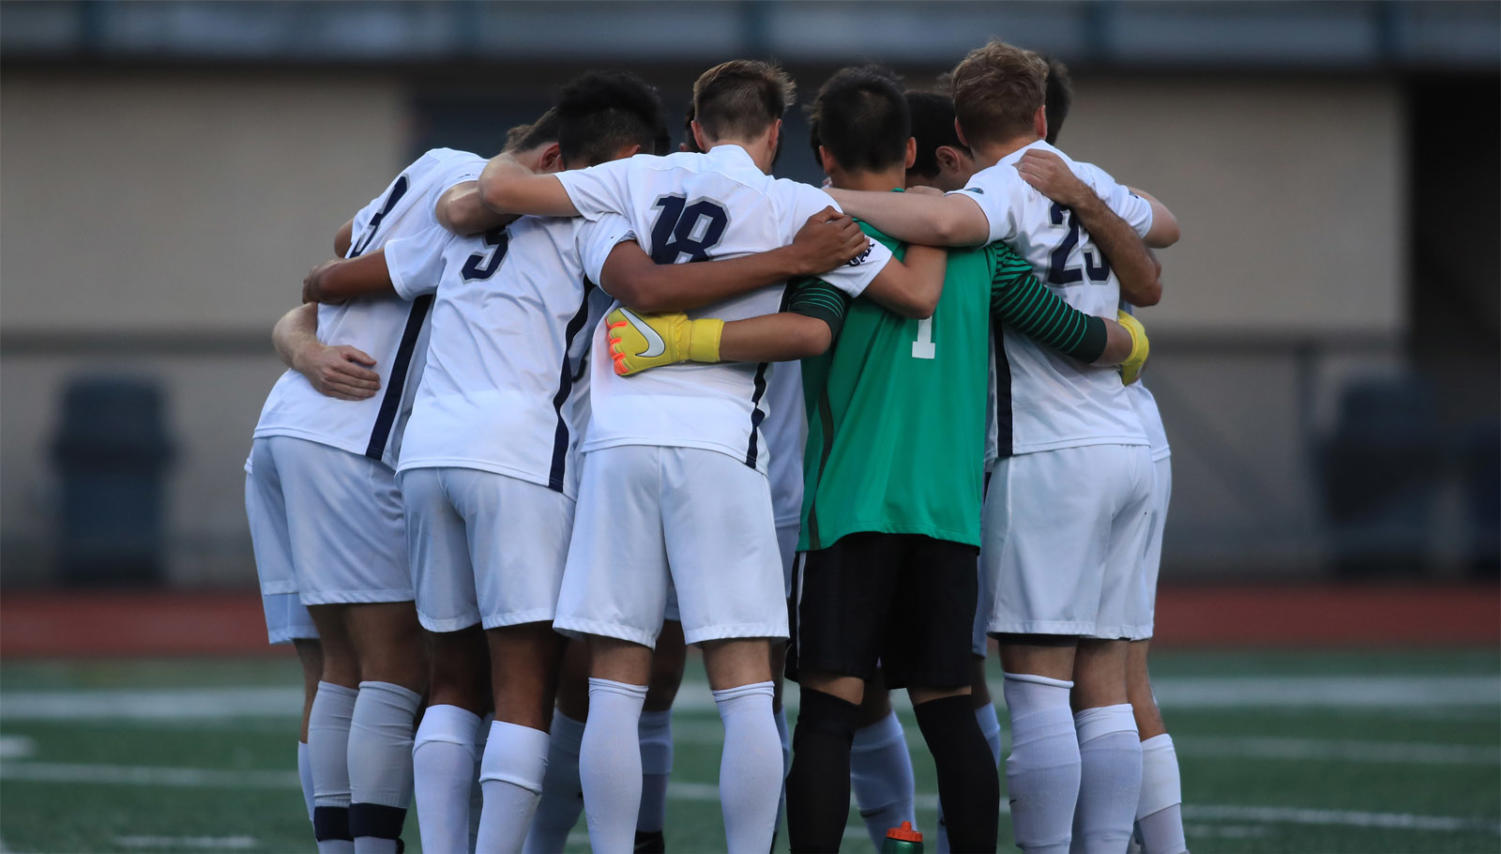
[[649, 195, 729, 264], [911, 318, 936, 359], [1047, 203, 1111, 285], [461, 228, 509, 281]]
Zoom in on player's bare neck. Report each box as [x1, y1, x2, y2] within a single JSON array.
[[970, 133, 1042, 170], [702, 136, 776, 174], [829, 166, 906, 194]]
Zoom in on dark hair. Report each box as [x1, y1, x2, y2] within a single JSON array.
[[556, 71, 665, 167], [905, 90, 969, 177], [503, 107, 561, 154], [680, 100, 703, 153], [950, 40, 1048, 145], [806, 66, 909, 173], [1043, 56, 1073, 145], [692, 60, 796, 142]]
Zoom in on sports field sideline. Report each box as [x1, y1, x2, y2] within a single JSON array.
[[2, 647, 1497, 854]]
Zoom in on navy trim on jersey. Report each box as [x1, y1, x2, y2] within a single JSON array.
[[548, 280, 597, 492], [744, 283, 794, 469], [365, 295, 433, 461], [992, 319, 1014, 459], [348, 176, 409, 259]]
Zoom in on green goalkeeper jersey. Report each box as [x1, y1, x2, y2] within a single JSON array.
[[798, 218, 1108, 552]]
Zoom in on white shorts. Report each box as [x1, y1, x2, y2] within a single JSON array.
[[981, 444, 1153, 639], [398, 467, 574, 633], [260, 593, 318, 645], [555, 445, 788, 648], [1126, 457, 1173, 641], [244, 453, 314, 645], [250, 436, 411, 606]]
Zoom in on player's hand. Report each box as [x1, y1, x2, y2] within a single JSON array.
[[606, 307, 723, 376], [1016, 150, 1093, 209], [788, 207, 869, 276], [302, 259, 345, 305], [297, 344, 381, 400], [1116, 311, 1150, 386]]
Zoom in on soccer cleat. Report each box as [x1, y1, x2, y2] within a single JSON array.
[[1116, 310, 1150, 386], [605, 308, 723, 376]]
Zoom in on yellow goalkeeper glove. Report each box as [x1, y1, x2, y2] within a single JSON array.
[[1116, 310, 1150, 386], [606, 307, 724, 376]]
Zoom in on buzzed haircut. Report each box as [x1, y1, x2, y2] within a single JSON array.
[[692, 59, 797, 142], [807, 66, 910, 173], [950, 40, 1049, 145], [555, 71, 665, 167], [906, 90, 969, 176], [1043, 56, 1073, 145], [504, 107, 561, 153]]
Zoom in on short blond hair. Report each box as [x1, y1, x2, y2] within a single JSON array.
[[692, 59, 797, 142], [950, 40, 1048, 144]]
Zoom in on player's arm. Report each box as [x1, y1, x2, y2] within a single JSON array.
[[435, 181, 520, 236], [1015, 150, 1164, 307], [600, 208, 867, 314], [271, 304, 381, 401], [826, 188, 991, 247], [857, 243, 948, 319], [988, 244, 1149, 383], [334, 218, 355, 259], [477, 153, 579, 218], [1127, 187, 1180, 249], [604, 280, 848, 375], [301, 250, 396, 304]]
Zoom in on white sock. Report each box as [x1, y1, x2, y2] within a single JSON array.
[[850, 709, 916, 849], [1003, 673, 1080, 854], [309, 681, 358, 854], [476, 720, 552, 854], [412, 705, 481, 854], [523, 711, 586, 854], [1070, 704, 1141, 854], [299, 741, 316, 823], [713, 682, 781, 854], [1136, 734, 1187, 854], [580, 678, 648, 854], [935, 704, 1003, 854], [349, 681, 423, 854], [637, 710, 674, 834], [977, 702, 1004, 766]]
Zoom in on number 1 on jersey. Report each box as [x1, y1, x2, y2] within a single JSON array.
[[912, 318, 936, 359]]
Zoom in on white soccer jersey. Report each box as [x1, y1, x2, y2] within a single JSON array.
[[389, 214, 633, 498], [252, 148, 485, 468], [954, 141, 1152, 456], [1119, 304, 1171, 461], [762, 362, 807, 526], [556, 144, 894, 470]]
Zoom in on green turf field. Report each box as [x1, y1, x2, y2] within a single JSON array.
[[2, 649, 1498, 853]]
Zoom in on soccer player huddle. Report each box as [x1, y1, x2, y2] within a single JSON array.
[[245, 38, 1185, 854]]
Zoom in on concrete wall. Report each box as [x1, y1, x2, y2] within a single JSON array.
[[0, 68, 1410, 584]]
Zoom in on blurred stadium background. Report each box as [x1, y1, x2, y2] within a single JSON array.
[[0, 1, 1497, 852]]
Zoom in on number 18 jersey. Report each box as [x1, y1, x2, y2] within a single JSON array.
[[955, 140, 1151, 457], [555, 144, 894, 471]]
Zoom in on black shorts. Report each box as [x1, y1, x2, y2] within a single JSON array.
[[786, 532, 979, 691]]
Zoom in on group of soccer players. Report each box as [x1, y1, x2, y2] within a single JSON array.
[[245, 38, 1186, 854]]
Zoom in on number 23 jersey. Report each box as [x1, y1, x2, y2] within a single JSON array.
[[956, 140, 1151, 456], [555, 144, 894, 471]]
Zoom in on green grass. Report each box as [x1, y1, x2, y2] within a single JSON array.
[[2, 649, 1498, 853]]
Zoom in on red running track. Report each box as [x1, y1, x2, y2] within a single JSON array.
[[1, 585, 1497, 658]]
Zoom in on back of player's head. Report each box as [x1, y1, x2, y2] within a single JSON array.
[[906, 90, 967, 176], [555, 71, 665, 167], [950, 40, 1049, 145], [692, 60, 796, 143], [808, 65, 910, 173], [679, 101, 704, 153], [504, 107, 561, 154], [1043, 56, 1073, 145]]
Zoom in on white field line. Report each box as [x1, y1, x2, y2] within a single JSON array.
[[2, 673, 1497, 722], [0, 735, 36, 759], [665, 719, 1497, 766], [115, 837, 257, 850], [1, 758, 1497, 836]]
